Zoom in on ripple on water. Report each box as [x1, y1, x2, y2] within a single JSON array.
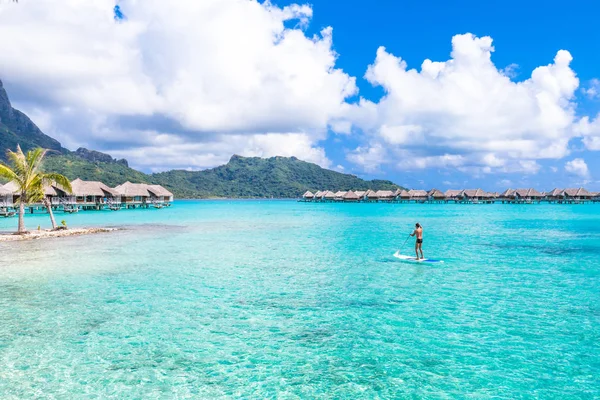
[[0, 201, 599, 398]]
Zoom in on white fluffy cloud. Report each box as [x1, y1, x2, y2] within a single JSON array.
[[565, 158, 590, 178], [575, 114, 600, 150], [582, 79, 600, 99], [0, 0, 356, 170], [1, 2, 599, 178], [107, 132, 331, 172], [345, 33, 581, 174]]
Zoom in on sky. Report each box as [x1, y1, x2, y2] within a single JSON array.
[[0, 0, 599, 190]]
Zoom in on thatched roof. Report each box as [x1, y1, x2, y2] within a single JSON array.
[[314, 191, 323, 197], [334, 191, 347, 198], [2, 181, 58, 196], [428, 188, 445, 198], [343, 191, 360, 200], [399, 189, 411, 198], [354, 191, 367, 197], [564, 188, 592, 197], [375, 190, 395, 198], [500, 189, 515, 197], [515, 188, 544, 198], [461, 189, 485, 198], [113, 181, 151, 197], [71, 178, 119, 197], [0, 185, 11, 196], [408, 189, 428, 198], [146, 184, 173, 197], [365, 189, 379, 199], [444, 190, 461, 197], [2, 181, 18, 194], [323, 191, 336, 199], [302, 191, 315, 198], [547, 188, 564, 197]]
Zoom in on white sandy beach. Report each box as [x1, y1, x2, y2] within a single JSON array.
[[0, 227, 118, 242]]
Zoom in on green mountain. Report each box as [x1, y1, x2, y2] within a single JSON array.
[[42, 152, 150, 188], [151, 155, 401, 198], [1, 77, 403, 197], [0, 79, 65, 157]]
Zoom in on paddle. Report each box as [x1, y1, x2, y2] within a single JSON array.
[[398, 233, 411, 254]]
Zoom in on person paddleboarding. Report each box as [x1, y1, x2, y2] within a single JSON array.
[[410, 223, 424, 260]]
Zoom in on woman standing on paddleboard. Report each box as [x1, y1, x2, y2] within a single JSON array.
[[410, 223, 424, 260]]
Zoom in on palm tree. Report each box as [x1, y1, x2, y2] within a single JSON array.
[[0, 146, 72, 233]]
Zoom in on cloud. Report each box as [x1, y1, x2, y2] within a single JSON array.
[[575, 114, 600, 150], [0, 0, 355, 171], [345, 33, 581, 175], [564, 158, 590, 178], [107, 131, 331, 172], [582, 78, 600, 99], [346, 143, 388, 173]]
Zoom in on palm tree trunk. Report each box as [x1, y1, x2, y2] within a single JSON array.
[[17, 201, 26, 234], [43, 197, 57, 230]]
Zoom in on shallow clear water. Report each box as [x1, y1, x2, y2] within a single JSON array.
[[1, 201, 599, 398]]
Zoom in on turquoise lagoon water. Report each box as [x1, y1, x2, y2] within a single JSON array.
[[0, 201, 599, 398]]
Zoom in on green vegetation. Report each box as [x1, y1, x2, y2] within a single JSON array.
[[1, 77, 403, 199], [39, 153, 402, 198], [42, 153, 149, 187], [151, 155, 402, 198], [0, 146, 73, 233]]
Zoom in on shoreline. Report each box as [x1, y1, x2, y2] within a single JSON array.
[[0, 227, 119, 242]]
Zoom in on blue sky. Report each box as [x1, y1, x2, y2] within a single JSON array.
[[274, 0, 600, 190], [0, 0, 599, 190]]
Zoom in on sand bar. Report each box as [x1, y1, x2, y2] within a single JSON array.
[[0, 227, 119, 242]]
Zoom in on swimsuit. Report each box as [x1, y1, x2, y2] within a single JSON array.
[[417, 239, 423, 244]]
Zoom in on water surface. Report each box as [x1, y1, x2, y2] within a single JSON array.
[[1, 201, 599, 398]]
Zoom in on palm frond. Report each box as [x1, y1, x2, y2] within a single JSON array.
[[27, 186, 45, 204], [25, 147, 48, 185], [41, 173, 73, 194], [0, 163, 19, 184], [6, 147, 28, 179]]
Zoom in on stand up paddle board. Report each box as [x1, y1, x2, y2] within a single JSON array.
[[394, 251, 444, 264]]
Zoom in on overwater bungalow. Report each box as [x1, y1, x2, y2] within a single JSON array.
[[69, 178, 121, 210], [302, 191, 315, 201], [408, 189, 428, 203], [323, 191, 336, 202], [146, 185, 174, 207], [563, 188, 594, 203], [343, 191, 360, 202], [444, 190, 462, 203], [375, 190, 395, 202], [499, 189, 514, 203], [313, 191, 323, 201], [365, 190, 379, 202], [427, 189, 446, 203], [513, 188, 544, 204], [546, 188, 565, 203], [0, 184, 13, 209], [392, 189, 409, 203], [2, 181, 68, 212], [459, 189, 491, 204], [113, 182, 151, 208], [334, 191, 347, 201], [355, 191, 367, 201]]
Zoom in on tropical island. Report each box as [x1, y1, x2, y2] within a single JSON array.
[[0, 78, 401, 199]]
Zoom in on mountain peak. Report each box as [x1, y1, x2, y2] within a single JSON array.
[[0, 77, 64, 159], [75, 147, 128, 167]]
